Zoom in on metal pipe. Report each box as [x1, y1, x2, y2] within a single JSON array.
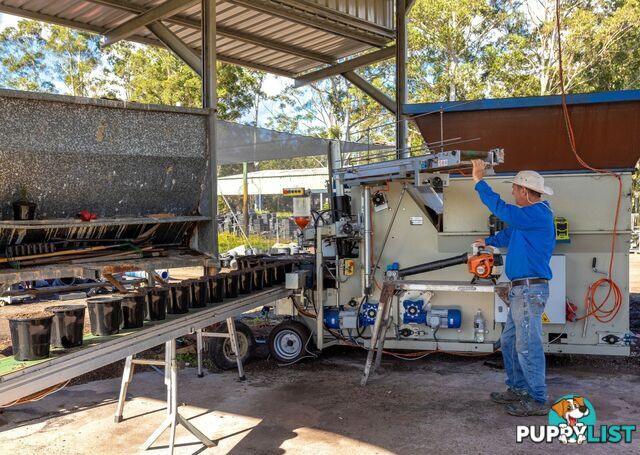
[[363, 186, 372, 295], [397, 253, 469, 278], [316, 226, 324, 350]]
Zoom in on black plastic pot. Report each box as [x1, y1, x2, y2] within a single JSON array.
[[224, 273, 239, 298], [190, 279, 209, 308], [9, 314, 54, 361], [119, 292, 146, 329], [206, 275, 225, 303], [284, 261, 294, 274], [252, 267, 265, 291], [238, 271, 252, 295], [168, 282, 190, 314], [147, 287, 168, 321], [274, 264, 286, 284], [45, 305, 85, 348], [13, 200, 36, 220], [86, 296, 122, 336], [264, 266, 275, 287]]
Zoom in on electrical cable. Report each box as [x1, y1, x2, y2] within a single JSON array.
[[0, 380, 70, 408], [548, 324, 567, 344], [555, 0, 623, 324]]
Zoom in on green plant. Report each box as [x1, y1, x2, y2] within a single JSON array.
[[177, 352, 197, 366], [17, 183, 28, 201], [218, 232, 275, 252]]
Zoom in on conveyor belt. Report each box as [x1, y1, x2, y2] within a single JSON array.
[[0, 286, 290, 405]]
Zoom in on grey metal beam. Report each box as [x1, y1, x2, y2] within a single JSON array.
[[216, 27, 335, 64], [147, 22, 296, 78], [201, 0, 218, 258], [103, 0, 199, 47], [294, 46, 395, 87], [146, 22, 202, 76], [89, 0, 335, 63], [342, 71, 396, 114], [216, 55, 296, 78], [226, 0, 389, 47], [396, 0, 408, 158]]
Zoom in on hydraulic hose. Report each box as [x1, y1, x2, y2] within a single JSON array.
[[397, 253, 469, 278]]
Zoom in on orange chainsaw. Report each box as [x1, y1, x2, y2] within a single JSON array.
[[395, 245, 503, 283]]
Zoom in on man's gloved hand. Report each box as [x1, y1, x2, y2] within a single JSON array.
[[471, 159, 486, 183], [473, 238, 486, 247]]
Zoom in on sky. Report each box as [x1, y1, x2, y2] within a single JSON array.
[[0, 12, 18, 29]]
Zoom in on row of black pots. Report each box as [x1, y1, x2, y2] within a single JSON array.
[[8, 264, 294, 362], [8, 304, 86, 362]]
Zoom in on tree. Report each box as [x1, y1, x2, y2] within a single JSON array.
[[105, 43, 264, 120], [0, 20, 53, 92], [408, 0, 518, 102], [46, 25, 102, 97]]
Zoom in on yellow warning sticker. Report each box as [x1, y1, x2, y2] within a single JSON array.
[[541, 312, 550, 323]]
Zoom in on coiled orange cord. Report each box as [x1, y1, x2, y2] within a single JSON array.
[[555, 0, 623, 323]]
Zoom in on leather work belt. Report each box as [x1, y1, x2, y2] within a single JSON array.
[[510, 278, 548, 287]]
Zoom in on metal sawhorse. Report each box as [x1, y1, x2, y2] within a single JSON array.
[[114, 318, 245, 454]]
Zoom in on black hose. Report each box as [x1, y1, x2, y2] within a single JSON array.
[[398, 253, 469, 278]]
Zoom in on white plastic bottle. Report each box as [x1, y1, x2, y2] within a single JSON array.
[[474, 309, 485, 343]]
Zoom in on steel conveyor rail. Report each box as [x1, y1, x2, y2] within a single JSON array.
[[0, 286, 290, 405]]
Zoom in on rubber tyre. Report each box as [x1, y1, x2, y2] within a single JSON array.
[[208, 320, 255, 370], [268, 320, 313, 364]]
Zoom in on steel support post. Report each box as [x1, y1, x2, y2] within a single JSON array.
[[199, 0, 218, 262], [395, 0, 408, 158]]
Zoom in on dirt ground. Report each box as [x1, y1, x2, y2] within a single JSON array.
[[0, 349, 638, 455]]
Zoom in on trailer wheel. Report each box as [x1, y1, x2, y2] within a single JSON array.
[[208, 321, 255, 370], [268, 320, 313, 364]]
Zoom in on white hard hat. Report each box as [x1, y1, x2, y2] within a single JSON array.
[[503, 170, 553, 196]]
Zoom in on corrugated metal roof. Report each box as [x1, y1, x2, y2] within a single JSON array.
[[0, 0, 395, 77]]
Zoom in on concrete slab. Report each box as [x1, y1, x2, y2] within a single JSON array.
[[0, 351, 638, 454]]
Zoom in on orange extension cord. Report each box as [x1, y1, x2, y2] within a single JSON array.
[[555, 0, 623, 323]]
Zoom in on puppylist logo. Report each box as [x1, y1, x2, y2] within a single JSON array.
[[516, 395, 636, 444]]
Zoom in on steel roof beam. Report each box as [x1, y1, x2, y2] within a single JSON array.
[[226, 0, 389, 47], [148, 22, 296, 78], [146, 22, 202, 76], [294, 46, 395, 87], [342, 71, 396, 114], [216, 27, 335, 64], [88, 0, 334, 63], [102, 0, 199, 47]]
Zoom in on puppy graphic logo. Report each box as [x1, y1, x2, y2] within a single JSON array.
[[549, 395, 596, 444], [517, 394, 635, 444]]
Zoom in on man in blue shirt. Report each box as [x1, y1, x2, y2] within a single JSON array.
[[471, 159, 555, 417]]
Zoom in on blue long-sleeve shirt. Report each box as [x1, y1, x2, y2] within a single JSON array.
[[475, 180, 555, 280]]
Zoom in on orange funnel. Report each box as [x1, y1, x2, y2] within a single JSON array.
[[294, 216, 310, 230]]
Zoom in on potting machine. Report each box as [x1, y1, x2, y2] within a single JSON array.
[[267, 91, 639, 365]]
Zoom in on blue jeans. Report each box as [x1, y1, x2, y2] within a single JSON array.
[[501, 283, 549, 403]]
